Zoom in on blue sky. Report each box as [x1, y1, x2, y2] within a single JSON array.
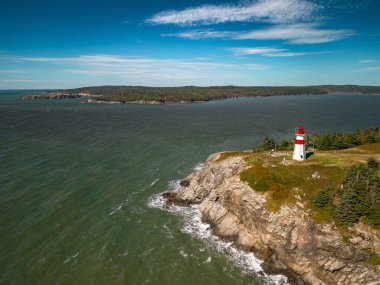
[[0, 0, 380, 88]]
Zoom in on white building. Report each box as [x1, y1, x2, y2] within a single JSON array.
[[293, 126, 306, 161]]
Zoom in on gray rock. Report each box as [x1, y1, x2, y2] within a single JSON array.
[[162, 152, 380, 285]]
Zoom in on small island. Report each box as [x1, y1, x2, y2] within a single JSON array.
[[162, 128, 380, 284], [22, 85, 380, 104]]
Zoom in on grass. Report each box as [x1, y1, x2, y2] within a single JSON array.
[[239, 143, 380, 221], [357, 144, 380, 152], [367, 253, 380, 266], [216, 151, 248, 162], [342, 235, 350, 245]]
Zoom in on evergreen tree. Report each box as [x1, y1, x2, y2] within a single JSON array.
[[336, 160, 380, 226], [336, 186, 361, 225], [278, 139, 292, 150], [259, 136, 276, 151], [313, 191, 329, 208]]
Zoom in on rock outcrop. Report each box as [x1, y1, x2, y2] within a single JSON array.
[[163, 153, 380, 285]]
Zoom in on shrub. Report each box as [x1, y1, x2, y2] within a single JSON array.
[[259, 136, 276, 151], [367, 157, 379, 169], [313, 191, 330, 208], [277, 139, 293, 150]]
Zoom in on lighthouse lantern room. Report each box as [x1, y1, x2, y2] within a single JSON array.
[[293, 126, 306, 161]]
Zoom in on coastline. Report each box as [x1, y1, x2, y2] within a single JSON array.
[[148, 176, 288, 285], [22, 92, 380, 105], [20, 85, 380, 105], [86, 92, 380, 105], [157, 151, 380, 285]]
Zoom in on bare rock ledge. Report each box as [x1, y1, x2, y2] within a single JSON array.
[[163, 153, 380, 285]]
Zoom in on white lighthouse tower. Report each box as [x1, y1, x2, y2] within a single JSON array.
[[293, 126, 306, 161]]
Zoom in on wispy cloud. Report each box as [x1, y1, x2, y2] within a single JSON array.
[[355, 66, 380, 72], [5, 53, 269, 68], [228, 47, 286, 55], [0, 69, 26, 73], [146, 0, 319, 26], [162, 29, 237, 40], [235, 24, 354, 44], [165, 24, 354, 44], [359, 59, 377, 64], [264, 50, 331, 57], [1, 53, 270, 84], [229, 47, 331, 57], [0, 79, 42, 82]]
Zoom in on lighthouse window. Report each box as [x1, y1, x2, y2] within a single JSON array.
[[300, 155, 303, 158]]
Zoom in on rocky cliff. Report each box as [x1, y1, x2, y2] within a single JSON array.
[[163, 153, 380, 285]]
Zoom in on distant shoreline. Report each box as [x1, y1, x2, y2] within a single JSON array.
[[22, 85, 380, 105]]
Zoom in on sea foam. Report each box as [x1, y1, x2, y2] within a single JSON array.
[[148, 167, 288, 285]]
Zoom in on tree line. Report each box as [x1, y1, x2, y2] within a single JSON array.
[[58, 85, 380, 103], [256, 128, 380, 227], [257, 127, 380, 151]]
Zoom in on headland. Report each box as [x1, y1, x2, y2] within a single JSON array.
[[162, 143, 380, 284]]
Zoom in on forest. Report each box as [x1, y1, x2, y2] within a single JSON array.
[[58, 85, 380, 103]]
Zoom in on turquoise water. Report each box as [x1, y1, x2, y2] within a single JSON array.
[[1, 93, 379, 284]]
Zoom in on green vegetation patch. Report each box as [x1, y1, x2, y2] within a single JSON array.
[[313, 191, 330, 208], [216, 151, 247, 162], [240, 166, 277, 192], [367, 253, 380, 266], [342, 235, 350, 245], [357, 143, 380, 153], [241, 147, 380, 227]]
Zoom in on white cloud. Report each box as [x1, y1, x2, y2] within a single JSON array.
[[359, 59, 377, 64], [162, 29, 237, 40], [146, 0, 319, 26], [164, 24, 354, 44], [263, 50, 331, 57], [229, 47, 286, 55], [234, 24, 354, 44], [264, 52, 306, 56], [355, 66, 380, 72], [6, 53, 269, 69], [2, 53, 270, 84], [229, 47, 331, 57]]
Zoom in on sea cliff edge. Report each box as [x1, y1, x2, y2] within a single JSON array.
[[162, 152, 380, 285]]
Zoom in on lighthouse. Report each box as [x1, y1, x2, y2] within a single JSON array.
[[293, 126, 306, 161]]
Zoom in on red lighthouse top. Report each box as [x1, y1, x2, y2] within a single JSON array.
[[297, 126, 305, 135]]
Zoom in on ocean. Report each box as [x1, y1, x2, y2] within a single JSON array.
[[1, 92, 379, 284]]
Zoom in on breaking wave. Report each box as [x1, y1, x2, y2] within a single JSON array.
[[193, 162, 204, 172], [148, 176, 288, 285]]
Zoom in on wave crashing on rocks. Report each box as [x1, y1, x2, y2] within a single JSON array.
[[148, 179, 288, 285]]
